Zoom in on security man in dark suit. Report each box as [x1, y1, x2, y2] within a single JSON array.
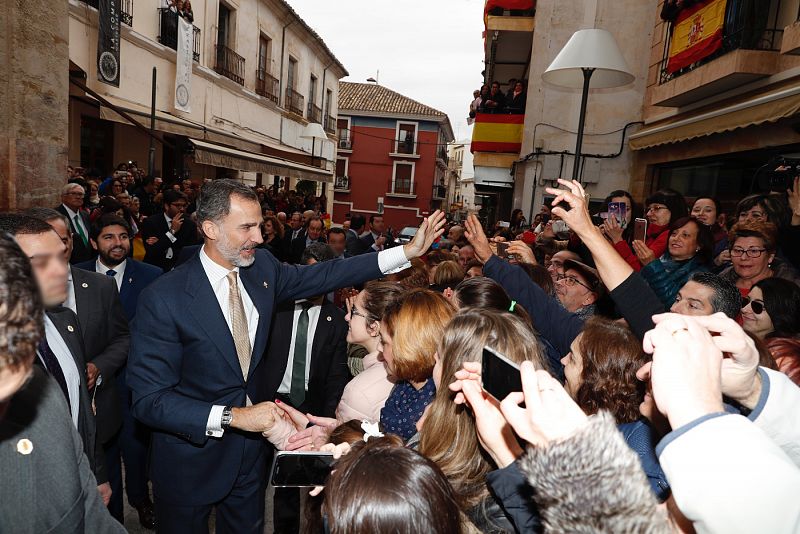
[[127, 180, 445, 534], [287, 216, 326, 264], [268, 242, 351, 533], [0, 235, 124, 533], [0, 214, 111, 508], [56, 182, 96, 264], [139, 189, 199, 271]]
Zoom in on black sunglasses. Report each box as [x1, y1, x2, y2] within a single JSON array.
[[742, 296, 765, 315]]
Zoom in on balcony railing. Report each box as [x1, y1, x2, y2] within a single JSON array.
[[437, 147, 449, 164], [215, 44, 245, 85], [255, 69, 279, 105], [285, 88, 305, 117], [334, 175, 350, 190], [395, 137, 416, 155], [658, 0, 783, 84], [432, 184, 447, 199], [325, 116, 337, 135], [389, 179, 416, 196], [80, 0, 132, 25], [158, 9, 201, 61], [307, 103, 323, 124]]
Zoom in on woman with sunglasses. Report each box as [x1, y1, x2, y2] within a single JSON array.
[[720, 221, 800, 297], [741, 278, 800, 341]]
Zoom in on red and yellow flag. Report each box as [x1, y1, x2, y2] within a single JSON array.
[[666, 0, 727, 74], [471, 113, 524, 153]]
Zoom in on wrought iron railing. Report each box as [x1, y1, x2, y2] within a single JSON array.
[[396, 136, 415, 155], [157, 8, 201, 61], [307, 103, 323, 124], [658, 0, 783, 85], [255, 68, 280, 105], [121, 0, 133, 25], [325, 116, 336, 135], [334, 175, 350, 190], [285, 88, 305, 117], [432, 184, 447, 199], [389, 178, 415, 195], [215, 44, 245, 85]]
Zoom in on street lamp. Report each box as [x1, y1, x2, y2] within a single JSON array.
[[542, 29, 634, 181], [300, 122, 328, 167]]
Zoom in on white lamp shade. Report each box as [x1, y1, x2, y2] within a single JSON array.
[[300, 122, 328, 139], [543, 29, 634, 89]]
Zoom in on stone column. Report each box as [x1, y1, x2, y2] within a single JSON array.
[[0, 0, 69, 210]]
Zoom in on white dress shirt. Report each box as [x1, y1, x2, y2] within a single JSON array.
[[277, 300, 321, 395], [164, 213, 177, 259], [42, 315, 82, 427], [96, 258, 126, 291], [200, 246, 259, 437], [64, 266, 77, 314], [61, 204, 88, 240]]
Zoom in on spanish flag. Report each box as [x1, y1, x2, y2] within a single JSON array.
[[471, 113, 524, 153], [666, 0, 727, 74]]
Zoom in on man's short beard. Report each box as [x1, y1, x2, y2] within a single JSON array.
[[215, 225, 255, 268]]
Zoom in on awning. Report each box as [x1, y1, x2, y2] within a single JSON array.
[[97, 94, 203, 138], [474, 165, 514, 188], [629, 82, 800, 150], [188, 138, 333, 183]]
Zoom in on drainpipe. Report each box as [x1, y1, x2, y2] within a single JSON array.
[[278, 14, 297, 145]]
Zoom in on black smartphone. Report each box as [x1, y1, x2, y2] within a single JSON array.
[[269, 451, 335, 487], [481, 346, 522, 402], [497, 242, 509, 258], [633, 218, 648, 242]]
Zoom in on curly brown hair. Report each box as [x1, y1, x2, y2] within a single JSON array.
[[574, 318, 647, 424]]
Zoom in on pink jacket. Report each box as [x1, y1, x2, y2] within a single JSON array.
[[336, 352, 395, 423]]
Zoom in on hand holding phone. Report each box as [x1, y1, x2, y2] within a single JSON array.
[[633, 218, 648, 243], [481, 347, 523, 403], [497, 242, 509, 258]]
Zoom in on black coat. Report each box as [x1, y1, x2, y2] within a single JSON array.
[[264, 300, 351, 417], [56, 205, 96, 264], [139, 212, 199, 271]]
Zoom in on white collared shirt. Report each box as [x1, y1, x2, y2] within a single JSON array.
[[42, 315, 82, 427], [164, 213, 177, 259], [96, 258, 126, 291], [277, 300, 321, 395], [64, 266, 77, 314], [61, 204, 88, 239]]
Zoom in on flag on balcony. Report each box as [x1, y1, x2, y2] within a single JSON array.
[[666, 0, 727, 74], [97, 0, 121, 86], [471, 113, 524, 153], [174, 16, 193, 112]]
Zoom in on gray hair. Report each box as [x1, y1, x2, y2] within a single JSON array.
[[196, 179, 258, 225], [61, 183, 84, 196]]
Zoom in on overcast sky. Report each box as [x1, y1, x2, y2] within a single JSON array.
[[287, 0, 485, 142]]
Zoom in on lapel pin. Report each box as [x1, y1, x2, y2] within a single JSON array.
[[16, 438, 33, 455], [81, 282, 88, 288], [67, 325, 75, 332], [263, 282, 269, 289], [326, 316, 332, 322], [128, 278, 133, 284]]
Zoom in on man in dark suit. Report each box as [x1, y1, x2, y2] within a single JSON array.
[[139, 189, 199, 271], [56, 182, 96, 264], [268, 242, 351, 533], [0, 215, 111, 508], [28, 208, 130, 523], [283, 211, 306, 264], [0, 235, 124, 533], [127, 180, 444, 534], [359, 214, 395, 252], [76, 213, 161, 529], [287, 216, 325, 264], [345, 214, 368, 257]]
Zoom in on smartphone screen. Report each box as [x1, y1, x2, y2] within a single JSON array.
[[270, 452, 334, 487], [633, 218, 648, 242], [497, 242, 509, 258], [481, 347, 522, 402], [608, 202, 628, 229]]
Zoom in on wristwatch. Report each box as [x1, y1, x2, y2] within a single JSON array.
[[221, 406, 233, 429]]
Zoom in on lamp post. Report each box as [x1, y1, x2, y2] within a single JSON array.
[[542, 29, 634, 182]]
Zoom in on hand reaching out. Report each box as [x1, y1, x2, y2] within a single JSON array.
[[602, 215, 625, 244], [464, 214, 493, 263], [403, 210, 446, 259], [544, 179, 596, 239], [632, 240, 657, 266], [507, 241, 536, 265]]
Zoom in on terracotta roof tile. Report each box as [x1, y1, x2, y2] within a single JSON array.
[[338, 82, 446, 118]]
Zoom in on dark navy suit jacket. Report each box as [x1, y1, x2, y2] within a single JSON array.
[[75, 259, 163, 321], [127, 247, 383, 506]]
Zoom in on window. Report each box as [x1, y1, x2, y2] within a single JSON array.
[[287, 57, 297, 89], [217, 3, 231, 47], [335, 158, 349, 190], [309, 75, 317, 105], [258, 34, 271, 73], [392, 162, 414, 195], [336, 157, 348, 177], [337, 117, 351, 149], [395, 122, 417, 154]]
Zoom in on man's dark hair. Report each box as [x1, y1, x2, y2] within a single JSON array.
[[0, 235, 44, 371], [91, 214, 132, 241], [142, 175, 156, 188], [689, 272, 740, 319], [368, 214, 383, 225], [0, 213, 57, 238], [301, 242, 335, 265], [327, 227, 346, 239], [196, 179, 258, 224], [162, 189, 188, 208], [350, 215, 366, 232], [24, 207, 70, 230]]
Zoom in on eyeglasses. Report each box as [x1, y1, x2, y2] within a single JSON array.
[[730, 247, 767, 258], [556, 273, 594, 291], [646, 204, 669, 213], [742, 296, 765, 315], [349, 305, 368, 321]]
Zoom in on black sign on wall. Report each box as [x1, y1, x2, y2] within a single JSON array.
[[97, 0, 121, 86]]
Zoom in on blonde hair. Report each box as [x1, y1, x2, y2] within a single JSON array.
[[433, 260, 465, 287], [418, 309, 545, 509], [383, 288, 455, 383]]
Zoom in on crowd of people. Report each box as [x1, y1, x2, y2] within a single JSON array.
[[1, 168, 799, 533], [468, 79, 527, 124]]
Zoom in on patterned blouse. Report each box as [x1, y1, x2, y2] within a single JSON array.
[[379, 379, 436, 440]]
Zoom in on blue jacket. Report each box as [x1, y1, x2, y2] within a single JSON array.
[[618, 419, 670, 502], [75, 258, 162, 321], [127, 248, 383, 506]]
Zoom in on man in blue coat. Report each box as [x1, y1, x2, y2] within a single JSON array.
[[127, 179, 444, 534]]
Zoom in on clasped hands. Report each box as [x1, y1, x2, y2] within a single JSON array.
[[229, 401, 336, 451]]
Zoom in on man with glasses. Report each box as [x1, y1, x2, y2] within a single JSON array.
[[56, 183, 95, 264], [555, 259, 603, 318], [140, 190, 199, 271]]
